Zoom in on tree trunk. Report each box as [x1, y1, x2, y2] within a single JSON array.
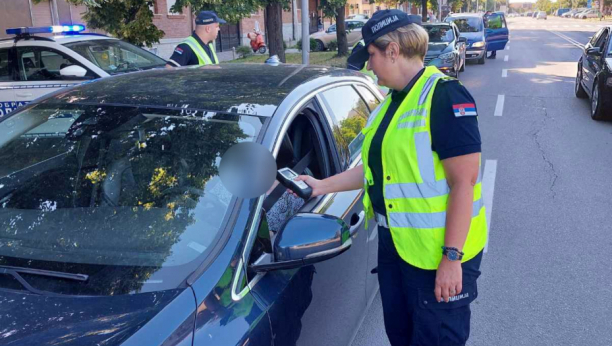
[[265, 3, 286, 63], [336, 7, 348, 56], [422, 0, 428, 22]]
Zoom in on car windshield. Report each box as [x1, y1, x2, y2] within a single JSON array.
[[327, 25, 337, 33], [447, 17, 482, 33], [64, 39, 166, 74], [0, 103, 264, 295], [425, 26, 455, 43]]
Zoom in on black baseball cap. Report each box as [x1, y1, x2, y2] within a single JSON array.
[[195, 11, 226, 25], [347, 10, 421, 69]]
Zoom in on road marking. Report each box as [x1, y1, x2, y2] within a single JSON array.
[[504, 55, 509, 62], [482, 160, 498, 254], [502, 69, 508, 78], [494, 95, 505, 116], [548, 30, 584, 49], [506, 45, 510, 50]]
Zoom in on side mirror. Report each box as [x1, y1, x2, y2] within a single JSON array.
[[458, 37, 467, 43], [60, 65, 89, 79], [249, 213, 352, 272], [587, 47, 602, 56]]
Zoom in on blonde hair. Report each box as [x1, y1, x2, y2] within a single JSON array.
[[372, 24, 429, 62]]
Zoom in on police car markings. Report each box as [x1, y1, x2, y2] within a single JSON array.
[[494, 95, 505, 117], [482, 160, 498, 254], [0, 101, 29, 117], [502, 69, 508, 78]]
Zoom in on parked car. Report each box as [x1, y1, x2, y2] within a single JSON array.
[[578, 9, 601, 19], [573, 9, 589, 18], [347, 14, 369, 20], [562, 9, 578, 17], [525, 11, 533, 17], [0, 25, 167, 117], [309, 20, 367, 51], [555, 8, 571, 16], [536, 11, 548, 20], [423, 22, 466, 77], [0, 63, 384, 346], [532, 11, 539, 18], [485, 12, 510, 55], [445, 14, 487, 64], [575, 26, 612, 120]]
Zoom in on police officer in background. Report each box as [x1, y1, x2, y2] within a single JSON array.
[[296, 9, 486, 346], [166, 11, 225, 67]]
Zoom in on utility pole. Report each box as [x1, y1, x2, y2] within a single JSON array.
[[302, 0, 309, 65]]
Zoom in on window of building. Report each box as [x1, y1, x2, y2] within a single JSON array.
[[166, 0, 178, 14]]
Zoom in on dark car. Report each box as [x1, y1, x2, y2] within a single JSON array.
[[0, 64, 384, 345], [445, 14, 487, 65], [423, 22, 467, 78], [576, 26, 612, 120]]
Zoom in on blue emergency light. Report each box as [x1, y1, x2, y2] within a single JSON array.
[[6, 25, 85, 36]]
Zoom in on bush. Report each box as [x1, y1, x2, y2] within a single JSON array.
[[236, 46, 252, 58], [296, 37, 318, 52], [327, 40, 338, 51], [283, 40, 287, 50]]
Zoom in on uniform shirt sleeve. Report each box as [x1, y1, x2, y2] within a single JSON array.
[[430, 80, 482, 160], [168, 43, 195, 67]]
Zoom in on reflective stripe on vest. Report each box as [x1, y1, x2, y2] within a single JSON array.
[[360, 65, 487, 270], [182, 37, 218, 66]]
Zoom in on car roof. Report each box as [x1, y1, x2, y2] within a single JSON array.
[[0, 33, 115, 47], [38, 64, 367, 117], [448, 13, 482, 18]]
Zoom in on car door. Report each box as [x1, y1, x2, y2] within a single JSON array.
[[453, 24, 466, 66], [248, 96, 369, 346], [13, 45, 95, 105], [485, 13, 509, 52], [583, 29, 609, 95], [0, 46, 17, 118]]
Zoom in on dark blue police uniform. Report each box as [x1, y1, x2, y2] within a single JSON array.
[[168, 33, 218, 67], [370, 70, 484, 346]]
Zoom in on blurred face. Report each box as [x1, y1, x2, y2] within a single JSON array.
[[366, 44, 395, 88], [211, 23, 221, 39]]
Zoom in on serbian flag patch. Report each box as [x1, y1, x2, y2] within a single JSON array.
[[452, 103, 477, 117]]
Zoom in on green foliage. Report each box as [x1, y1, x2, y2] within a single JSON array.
[[535, 0, 552, 12], [236, 46, 253, 58], [327, 40, 338, 51], [296, 38, 318, 52], [62, 0, 164, 47]]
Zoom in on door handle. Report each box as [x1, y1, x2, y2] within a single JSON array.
[[349, 211, 365, 237], [16, 92, 33, 98]]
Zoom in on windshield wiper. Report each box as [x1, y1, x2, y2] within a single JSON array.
[[0, 265, 88, 281]]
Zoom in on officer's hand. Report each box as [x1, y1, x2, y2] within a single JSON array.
[[288, 175, 326, 198], [435, 258, 463, 303]]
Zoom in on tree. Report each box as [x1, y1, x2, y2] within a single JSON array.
[[535, 0, 552, 12], [320, 0, 349, 56], [34, 0, 164, 47]]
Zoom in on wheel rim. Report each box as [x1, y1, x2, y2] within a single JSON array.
[[592, 83, 599, 115]]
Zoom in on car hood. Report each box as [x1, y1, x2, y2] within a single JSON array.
[[427, 42, 452, 54], [0, 288, 183, 345], [459, 32, 485, 43]]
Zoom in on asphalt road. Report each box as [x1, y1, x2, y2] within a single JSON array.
[[352, 16, 612, 346]]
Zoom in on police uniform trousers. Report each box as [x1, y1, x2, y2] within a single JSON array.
[[377, 224, 483, 346]]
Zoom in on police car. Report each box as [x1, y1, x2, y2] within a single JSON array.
[[0, 25, 167, 117]]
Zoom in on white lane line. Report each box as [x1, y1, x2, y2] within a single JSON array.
[[502, 69, 508, 78], [494, 95, 505, 116], [504, 55, 509, 62], [506, 45, 510, 50], [548, 30, 584, 49], [483, 160, 498, 254]]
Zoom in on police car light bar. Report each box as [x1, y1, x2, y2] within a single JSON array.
[[6, 25, 85, 36]]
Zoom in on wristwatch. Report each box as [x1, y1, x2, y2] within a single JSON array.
[[442, 246, 464, 261]]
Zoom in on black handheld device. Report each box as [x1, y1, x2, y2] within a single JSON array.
[[277, 167, 312, 200]]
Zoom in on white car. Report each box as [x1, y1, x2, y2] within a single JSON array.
[[536, 11, 547, 20], [0, 25, 166, 117], [578, 9, 601, 19]]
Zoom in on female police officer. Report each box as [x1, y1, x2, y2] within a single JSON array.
[[296, 9, 487, 346]]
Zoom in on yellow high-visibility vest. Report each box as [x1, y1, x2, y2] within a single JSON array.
[[360, 66, 487, 269], [182, 36, 219, 66]]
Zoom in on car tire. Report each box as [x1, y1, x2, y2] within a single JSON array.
[[315, 40, 325, 52], [575, 65, 588, 99], [478, 53, 486, 65], [591, 79, 608, 120]]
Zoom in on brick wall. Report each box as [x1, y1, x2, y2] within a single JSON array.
[[152, 0, 192, 39], [31, 0, 53, 27], [240, 10, 266, 46]]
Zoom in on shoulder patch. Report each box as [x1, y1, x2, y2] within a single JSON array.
[[174, 47, 184, 55], [452, 103, 477, 117]]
